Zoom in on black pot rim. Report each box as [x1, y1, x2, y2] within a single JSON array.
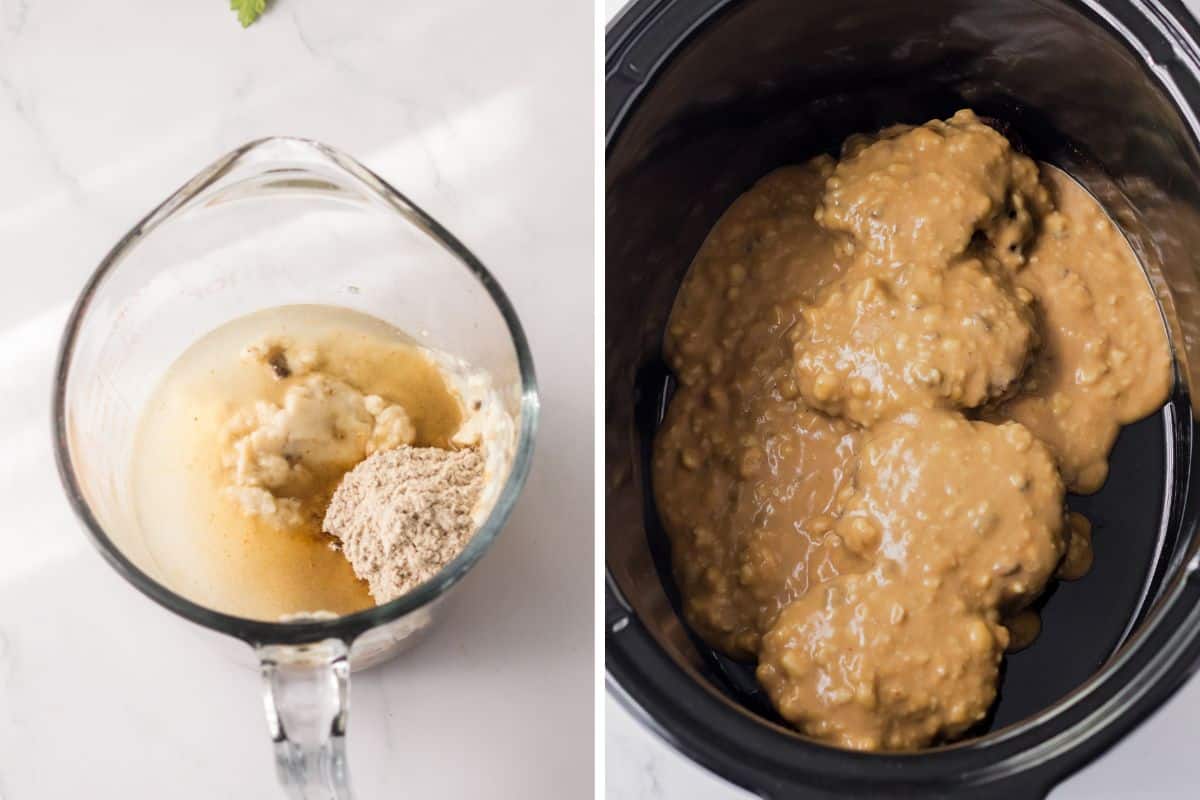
[[605, 0, 1200, 796]]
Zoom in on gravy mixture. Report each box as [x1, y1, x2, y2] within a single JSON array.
[[133, 306, 466, 620], [653, 110, 1172, 750]]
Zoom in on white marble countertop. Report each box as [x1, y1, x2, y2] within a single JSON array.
[[0, 1, 593, 797], [604, 0, 1200, 798]]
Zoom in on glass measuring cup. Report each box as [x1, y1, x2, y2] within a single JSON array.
[[52, 138, 538, 798]]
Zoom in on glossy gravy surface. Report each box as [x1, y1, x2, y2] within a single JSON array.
[[653, 110, 1171, 750]]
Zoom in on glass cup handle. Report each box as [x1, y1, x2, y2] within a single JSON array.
[[258, 638, 355, 800]]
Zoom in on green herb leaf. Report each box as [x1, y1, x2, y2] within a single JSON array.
[[231, 0, 267, 27]]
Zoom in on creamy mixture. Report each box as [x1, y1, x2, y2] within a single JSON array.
[[654, 110, 1172, 750], [132, 305, 506, 621], [222, 338, 420, 529]]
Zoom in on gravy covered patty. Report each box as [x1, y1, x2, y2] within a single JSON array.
[[757, 410, 1064, 750], [653, 109, 1171, 750]]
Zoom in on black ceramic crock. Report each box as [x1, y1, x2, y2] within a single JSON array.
[[605, 1, 1200, 797]]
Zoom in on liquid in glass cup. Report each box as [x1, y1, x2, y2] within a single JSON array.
[[54, 137, 538, 799]]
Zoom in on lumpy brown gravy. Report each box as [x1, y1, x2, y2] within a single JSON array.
[[653, 110, 1171, 751]]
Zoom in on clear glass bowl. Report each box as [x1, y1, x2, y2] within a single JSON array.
[[53, 137, 539, 798]]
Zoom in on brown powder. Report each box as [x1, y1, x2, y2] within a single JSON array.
[[322, 445, 484, 603]]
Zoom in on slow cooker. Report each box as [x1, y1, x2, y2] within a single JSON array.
[[605, 0, 1200, 796]]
